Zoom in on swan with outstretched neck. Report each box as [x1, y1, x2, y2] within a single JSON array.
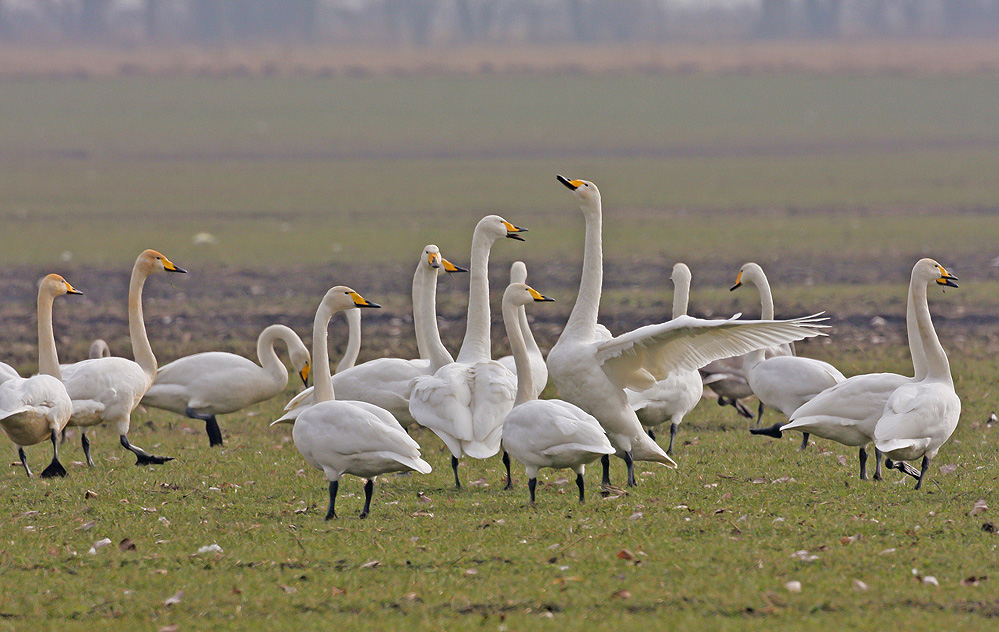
[[280, 245, 466, 426], [61, 249, 186, 466], [498, 261, 549, 399], [546, 176, 828, 487], [625, 262, 703, 455], [140, 324, 311, 447], [733, 262, 845, 450], [275, 286, 431, 519], [500, 283, 614, 504], [0, 274, 82, 477], [409, 215, 528, 489]]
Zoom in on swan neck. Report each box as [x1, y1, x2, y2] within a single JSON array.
[[503, 299, 534, 406], [415, 264, 454, 371], [36, 289, 61, 379], [564, 202, 602, 339], [672, 275, 690, 318], [256, 325, 291, 388], [518, 304, 541, 360], [128, 260, 157, 377], [752, 274, 775, 320], [335, 309, 361, 374], [910, 280, 951, 383], [905, 274, 927, 380], [312, 303, 337, 403], [456, 228, 495, 363]]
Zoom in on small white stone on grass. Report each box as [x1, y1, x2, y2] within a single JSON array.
[[196, 544, 223, 555], [88, 538, 112, 555], [784, 580, 802, 592]]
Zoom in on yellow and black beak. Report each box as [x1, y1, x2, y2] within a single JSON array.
[[527, 286, 555, 303], [64, 281, 83, 295], [428, 252, 441, 269], [349, 291, 381, 309], [557, 175, 583, 191], [441, 258, 467, 274], [730, 270, 743, 292], [299, 363, 311, 388], [162, 256, 187, 274], [503, 220, 528, 241], [936, 266, 959, 288]]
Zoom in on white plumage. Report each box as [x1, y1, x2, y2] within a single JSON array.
[[497, 261, 549, 399]]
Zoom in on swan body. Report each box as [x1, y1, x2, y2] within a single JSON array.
[[61, 249, 186, 466], [278, 286, 431, 519], [410, 216, 527, 488], [497, 262, 549, 398], [282, 245, 465, 427], [547, 176, 827, 486], [873, 259, 961, 489], [700, 344, 792, 419], [141, 324, 311, 447], [501, 283, 614, 504], [1, 362, 20, 386], [625, 262, 702, 454], [0, 274, 81, 477]]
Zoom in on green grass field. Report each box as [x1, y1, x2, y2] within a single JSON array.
[[2, 72, 999, 630]]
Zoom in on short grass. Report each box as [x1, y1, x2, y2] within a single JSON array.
[[1, 349, 996, 631]]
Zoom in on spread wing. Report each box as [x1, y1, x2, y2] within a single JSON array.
[[595, 314, 827, 391]]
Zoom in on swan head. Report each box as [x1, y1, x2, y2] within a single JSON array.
[[423, 245, 467, 275], [39, 273, 83, 299], [914, 258, 959, 289], [670, 262, 691, 287], [730, 262, 765, 292], [89, 339, 111, 359], [503, 282, 555, 309], [510, 261, 528, 285], [321, 286, 382, 313], [138, 249, 187, 275], [556, 175, 601, 210], [288, 340, 312, 388], [477, 214, 528, 243]]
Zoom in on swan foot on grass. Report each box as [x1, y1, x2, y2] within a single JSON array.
[[18, 448, 32, 477], [624, 451, 636, 487], [502, 451, 513, 490], [755, 401, 766, 427], [185, 407, 223, 447], [883, 458, 924, 481], [120, 435, 174, 466], [914, 456, 931, 490], [359, 479, 374, 519], [40, 430, 67, 478], [873, 449, 884, 481], [749, 423, 784, 439], [325, 480, 338, 520], [81, 432, 94, 467], [858, 447, 869, 481], [718, 396, 754, 419]]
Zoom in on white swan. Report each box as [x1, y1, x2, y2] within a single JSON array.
[[699, 356, 755, 418], [140, 324, 311, 447], [874, 259, 961, 490], [89, 339, 111, 359], [501, 283, 614, 504], [498, 262, 549, 399], [0, 274, 81, 477], [624, 263, 703, 455], [409, 215, 528, 488], [281, 245, 466, 426], [275, 286, 431, 519], [61, 249, 187, 466], [766, 261, 932, 480], [0, 362, 18, 386], [733, 262, 845, 449], [546, 176, 827, 486]]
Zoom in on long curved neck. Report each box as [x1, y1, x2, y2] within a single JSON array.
[[256, 325, 292, 388], [518, 304, 541, 360], [36, 290, 61, 379], [564, 202, 602, 340], [910, 280, 951, 384], [415, 265, 454, 371], [745, 272, 775, 365], [457, 229, 496, 363], [503, 299, 534, 406], [335, 309, 361, 374], [128, 261, 157, 377], [672, 276, 690, 318], [906, 276, 927, 381], [312, 304, 337, 403]]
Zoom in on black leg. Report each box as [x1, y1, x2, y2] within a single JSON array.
[[502, 451, 513, 490], [647, 428, 656, 441], [18, 447, 32, 477], [576, 472, 585, 503], [914, 456, 931, 490], [873, 448, 883, 481], [734, 399, 754, 419], [601, 454, 611, 487], [451, 455, 461, 490], [667, 423, 678, 455], [325, 480, 338, 520], [205, 417, 223, 448], [799, 432, 810, 451], [528, 477, 537, 504], [858, 446, 868, 481], [749, 422, 784, 439], [81, 431, 94, 467], [120, 434, 174, 466], [41, 430, 68, 478], [624, 451, 636, 487], [360, 479, 374, 518], [755, 401, 765, 426]]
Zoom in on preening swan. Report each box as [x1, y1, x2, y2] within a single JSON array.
[[61, 249, 186, 466], [874, 259, 961, 490], [89, 339, 111, 359], [498, 262, 549, 399], [280, 245, 466, 427], [546, 176, 828, 486], [275, 286, 431, 519], [733, 262, 845, 450], [500, 283, 614, 504], [409, 215, 528, 489], [625, 262, 703, 454], [140, 324, 311, 447], [0, 274, 81, 477]]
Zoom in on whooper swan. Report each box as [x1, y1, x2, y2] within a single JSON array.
[[498, 261, 549, 400]]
